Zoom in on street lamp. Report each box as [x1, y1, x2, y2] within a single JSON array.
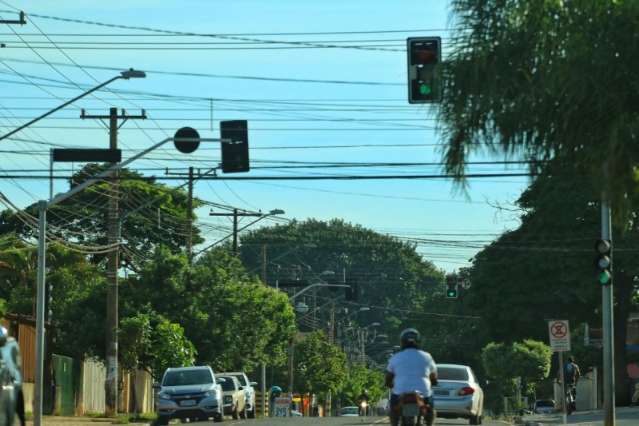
[[1, 69, 146, 426], [32, 133, 217, 426], [0, 69, 146, 143]]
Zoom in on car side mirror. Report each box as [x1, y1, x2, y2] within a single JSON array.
[[239, 386, 244, 390], [250, 381, 258, 387]]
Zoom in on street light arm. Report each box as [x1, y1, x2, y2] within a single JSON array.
[[48, 137, 218, 207], [193, 212, 277, 256], [0, 75, 122, 143], [290, 283, 349, 301]]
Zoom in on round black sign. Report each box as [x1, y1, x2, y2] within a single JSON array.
[[174, 127, 200, 154]]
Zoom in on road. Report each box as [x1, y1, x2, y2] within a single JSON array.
[[183, 417, 509, 426]]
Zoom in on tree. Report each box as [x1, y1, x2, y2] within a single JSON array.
[[239, 219, 445, 349], [482, 340, 552, 413], [121, 246, 297, 373], [337, 363, 385, 407], [0, 164, 202, 271], [439, 0, 639, 209], [293, 331, 347, 399], [119, 310, 196, 379], [463, 160, 639, 402]]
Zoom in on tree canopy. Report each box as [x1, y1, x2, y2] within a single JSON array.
[[440, 0, 639, 209]]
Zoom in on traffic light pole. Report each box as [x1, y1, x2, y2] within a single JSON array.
[[601, 195, 615, 426]]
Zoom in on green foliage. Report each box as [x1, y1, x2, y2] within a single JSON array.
[[0, 297, 6, 319], [294, 331, 347, 398], [440, 0, 639, 211], [239, 219, 445, 360], [337, 363, 385, 406], [0, 164, 202, 271], [119, 310, 196, 379], [482, 340, 551, 388], [121, 246, 296, 374]]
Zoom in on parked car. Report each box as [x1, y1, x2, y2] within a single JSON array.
[[220, 371, 258, 418], [218, 375, 246, 419], [534, 399, 556, 414], [339, 406, 360, 417], [431, 363, 484, 425], [156, 366, 224, 424]]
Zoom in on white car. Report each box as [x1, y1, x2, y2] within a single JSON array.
[[218, 375, 247, 419], [221, 371, 258, 418], [339, 406, 360, 417], [431, 364, 484, 425]]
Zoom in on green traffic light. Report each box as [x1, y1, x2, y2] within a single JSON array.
[[446, 289, 458, 298], [419, 83, 432, 96], [598, 270, 612, 285]]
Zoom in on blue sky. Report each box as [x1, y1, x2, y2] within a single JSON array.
[[0, 0, 529, 271]]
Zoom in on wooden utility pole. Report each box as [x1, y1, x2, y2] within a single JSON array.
[[81, 107, 146, 415]]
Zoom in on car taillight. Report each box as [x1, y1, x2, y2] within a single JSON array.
[[458, 387, 475, 396]]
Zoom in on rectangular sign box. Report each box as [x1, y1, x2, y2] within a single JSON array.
[[52, 148, 122, 163]]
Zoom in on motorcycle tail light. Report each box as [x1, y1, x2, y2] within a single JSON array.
[[458, 387, 475, 396], [402, 394, 419, 403]]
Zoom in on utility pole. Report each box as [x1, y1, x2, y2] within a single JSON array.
[[602, 192, 615, 426], [81, 107, 146, 415], [209, 208, 271, 255], [187, 166, 194, 262], [260, 243, 267, 416]]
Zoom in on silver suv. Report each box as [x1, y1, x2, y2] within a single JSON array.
[[156, 366, 224, 424]]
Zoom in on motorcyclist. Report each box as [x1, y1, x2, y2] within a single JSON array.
[[358, 389, 370, 416], [385, 328, 437, 426], [1, 325, 25, 426]]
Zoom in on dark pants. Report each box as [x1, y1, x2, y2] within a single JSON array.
[[16, 386, 26, 426]]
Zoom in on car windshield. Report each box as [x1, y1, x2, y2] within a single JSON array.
[[438, 367, 469, 381], [233, 374, 248, 386], [536, 400, 554, 407], [163, 369, 213, 386], [219, 378, 236, 391], [341, 407, 359, 415]]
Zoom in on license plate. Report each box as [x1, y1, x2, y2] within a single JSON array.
[[402, 403, 419, 417], [179, 399, 196, 407], [434, 389, 449, 396]]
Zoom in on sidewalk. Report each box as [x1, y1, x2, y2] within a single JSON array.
[[25, 416, 150, 426], [521, 406, 639, 425]]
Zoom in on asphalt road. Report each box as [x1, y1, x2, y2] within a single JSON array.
[[182, 416, 509, 426]]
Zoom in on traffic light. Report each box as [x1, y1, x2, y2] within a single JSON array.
[[595, 239, 612, 285], [445, 274, 458, 299], [345, 282, 359, 301], [220, 120, 249, 173], [407, 37, 441, 104]]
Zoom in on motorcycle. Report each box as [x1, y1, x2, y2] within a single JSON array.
[[359, 400, 368, 418], [396, 392, 435, 426]]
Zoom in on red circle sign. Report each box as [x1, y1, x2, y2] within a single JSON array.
[[551, 322, 568, 338]]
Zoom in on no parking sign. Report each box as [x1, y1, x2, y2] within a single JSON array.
[[548, 320, 571, 352]]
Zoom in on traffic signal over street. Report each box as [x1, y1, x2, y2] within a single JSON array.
[[445, 274, 458, 299], [407, 37, 441, 103]]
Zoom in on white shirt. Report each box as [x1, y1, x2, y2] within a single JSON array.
[[387, 348, 436, 396]]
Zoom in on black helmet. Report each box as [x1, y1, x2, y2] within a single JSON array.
[[400, 328, 420, 349]]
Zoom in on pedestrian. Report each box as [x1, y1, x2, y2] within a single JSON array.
[[0, 326, 25, 426]]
